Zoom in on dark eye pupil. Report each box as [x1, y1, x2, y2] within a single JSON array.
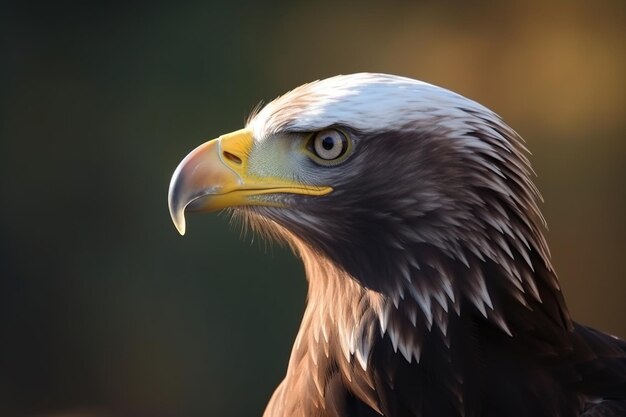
[[322, 136, 335, 150]]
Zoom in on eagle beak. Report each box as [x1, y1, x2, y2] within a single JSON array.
[[168, 128, 332, 235]]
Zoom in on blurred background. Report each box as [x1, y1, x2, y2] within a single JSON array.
[[2, 0, 625, 416]]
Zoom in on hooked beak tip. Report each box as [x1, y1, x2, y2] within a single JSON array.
[[168, 171, 188, 236], [173, 213, 186, 236]]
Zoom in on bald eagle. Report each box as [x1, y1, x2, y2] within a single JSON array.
[[168, 74, 626, 417]]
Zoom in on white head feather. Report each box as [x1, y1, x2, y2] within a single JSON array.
[[248, 73, 495, 140]]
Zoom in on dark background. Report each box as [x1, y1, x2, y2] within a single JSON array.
[[2, 1, 625, 416]]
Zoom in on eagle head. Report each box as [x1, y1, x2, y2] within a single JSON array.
[[169, 73, 552, 302]]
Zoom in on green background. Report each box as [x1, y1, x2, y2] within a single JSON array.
[[2, 1, 625, 416]]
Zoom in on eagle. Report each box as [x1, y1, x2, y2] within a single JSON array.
[[168, 73, 626, 417]]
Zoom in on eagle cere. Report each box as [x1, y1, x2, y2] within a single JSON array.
[[168, 73, 626, 417]]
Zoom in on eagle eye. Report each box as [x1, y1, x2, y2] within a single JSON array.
[[309, 129, 350, 163]]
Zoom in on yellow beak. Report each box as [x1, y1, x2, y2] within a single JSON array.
[[168, 128, 332, 235]]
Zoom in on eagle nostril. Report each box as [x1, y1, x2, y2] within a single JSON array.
[[223, 151, 242, 165]]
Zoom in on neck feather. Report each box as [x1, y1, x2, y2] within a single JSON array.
[[262, 218, 571, 417]]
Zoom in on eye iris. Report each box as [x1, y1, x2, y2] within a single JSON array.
[[311, 129, 348, 161]]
